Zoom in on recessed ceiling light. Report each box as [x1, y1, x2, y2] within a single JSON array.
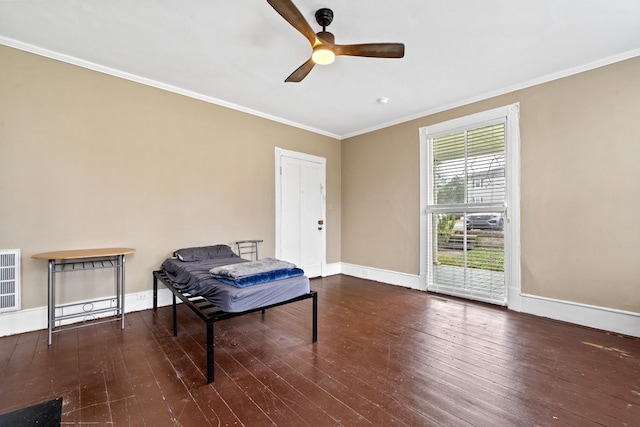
[[377, 97, 389, 105]]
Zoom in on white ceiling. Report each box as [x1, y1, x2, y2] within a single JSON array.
[[1, 1, 639, 139]]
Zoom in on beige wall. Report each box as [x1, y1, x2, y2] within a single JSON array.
[[0, 45, 341, 309], [2, 42, 639, 317], [342, 57, 640, 313]]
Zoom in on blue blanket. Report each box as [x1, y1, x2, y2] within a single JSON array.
[[210, 258, 304, 288], [216, 268, 305, 288], [210, 258, 295, 279]]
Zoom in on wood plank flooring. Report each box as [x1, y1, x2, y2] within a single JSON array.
[[0, 274, 639, 426]]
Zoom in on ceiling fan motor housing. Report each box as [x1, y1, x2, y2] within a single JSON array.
[[317, 31, 335, 44], [315, 8, 334, 29]]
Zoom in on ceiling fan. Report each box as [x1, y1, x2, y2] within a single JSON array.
[[267, 0, 405, 82]]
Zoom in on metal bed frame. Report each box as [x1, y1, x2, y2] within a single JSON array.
[[235, 239, 263, 261], [152, 240, 317, 384]]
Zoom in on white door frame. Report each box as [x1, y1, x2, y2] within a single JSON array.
[[275, 147, 327, 277]]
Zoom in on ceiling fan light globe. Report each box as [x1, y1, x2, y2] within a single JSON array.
[[312, 46, 335, 65]]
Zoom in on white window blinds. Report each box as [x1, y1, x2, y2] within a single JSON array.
[[432, 123, 506, 208], [425, 121, 507, 305]]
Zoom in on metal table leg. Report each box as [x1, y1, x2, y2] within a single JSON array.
[[47, 259, 55, 346], [120, 254, 126, 329]]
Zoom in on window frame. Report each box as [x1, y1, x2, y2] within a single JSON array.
[[419, 103, 521, 309]]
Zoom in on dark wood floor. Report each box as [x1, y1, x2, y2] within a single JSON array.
[[0, 275, 639, 426]]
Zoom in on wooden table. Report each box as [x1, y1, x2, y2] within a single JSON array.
[[32, 248, 135, 345]]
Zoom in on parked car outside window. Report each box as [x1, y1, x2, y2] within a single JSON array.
[[466, 213, 504, 231]]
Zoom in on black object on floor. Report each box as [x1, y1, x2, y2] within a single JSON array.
[[0, 397, 62, 426]]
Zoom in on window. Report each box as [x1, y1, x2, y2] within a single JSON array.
[[419, 104, 520, 306]]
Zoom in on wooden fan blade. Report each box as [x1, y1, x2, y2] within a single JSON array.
[[335, 43, 405, 58], [267, 0, 317, 46], [285, 58, 315, 82]]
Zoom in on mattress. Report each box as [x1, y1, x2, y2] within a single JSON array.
[[161, 255, 310, 313]]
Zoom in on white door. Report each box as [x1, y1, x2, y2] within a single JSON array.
[[275, 148, 326, 278]]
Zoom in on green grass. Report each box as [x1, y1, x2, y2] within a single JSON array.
[[438, 248, 504, 272]]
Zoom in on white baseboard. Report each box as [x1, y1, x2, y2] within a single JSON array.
[[0, 288, 175, 338], [3, 268, 638, 339], [322, 262, 342, 277], [340, 262, 423, 290], [0, 306, 44, 337], [518, 293, 640, 338]]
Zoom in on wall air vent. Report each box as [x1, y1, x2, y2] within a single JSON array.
[[0, 249, 20, 312]]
